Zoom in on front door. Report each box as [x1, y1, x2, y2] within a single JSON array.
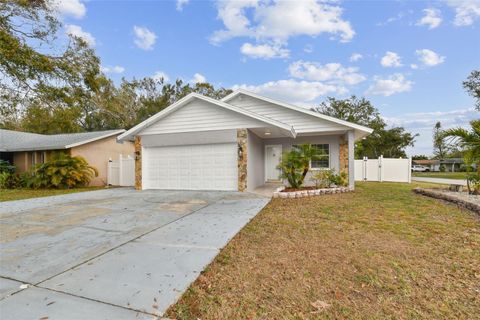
[[265, 145, 282, 181]]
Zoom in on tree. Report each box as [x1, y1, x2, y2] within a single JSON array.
[[314, 96, 417, 158], [463, 70, 480, 111], [412, 155, 429, 160], [278, 144, 326, 188], [0, 0, 102, 132], [433, 121, 448, 159], [442, 120, 480, 169]]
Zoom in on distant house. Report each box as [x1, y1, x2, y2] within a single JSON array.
[[0, 129, 134, 186], [412, 159, 440, 171], [439, 158, 466, 172]]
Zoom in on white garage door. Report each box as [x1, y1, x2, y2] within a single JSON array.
[[143, 143, 238, 190]]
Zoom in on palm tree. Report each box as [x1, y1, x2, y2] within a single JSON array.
[[278, 144, 326, 189], [442, 120, 480, 193]]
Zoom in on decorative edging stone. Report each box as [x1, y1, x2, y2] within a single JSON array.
[[413, 187, 480, 214], [273, 186, 353, 199]]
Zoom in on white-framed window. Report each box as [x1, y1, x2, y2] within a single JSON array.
[[292, 144, 330, 169]]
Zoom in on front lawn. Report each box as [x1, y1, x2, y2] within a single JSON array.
[[412, 171, 468, 179], [167, 182, 480, 319], [0, 187, 106, 202]]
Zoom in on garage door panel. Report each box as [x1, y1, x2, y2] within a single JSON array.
[[143, 143, 238, 191]]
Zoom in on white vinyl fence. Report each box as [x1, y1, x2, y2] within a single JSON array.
[[107, 154, 135, 186], [355, 156, 412, 183]]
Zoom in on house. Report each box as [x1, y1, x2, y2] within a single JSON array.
[[412, 159, 440, 171], [0, 129, 134, 186], [118, 89, 373, 191], [440, 158, 467, 172]]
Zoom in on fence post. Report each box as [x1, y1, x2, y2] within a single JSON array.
[[363, 156, 367, 181], [119, 154, 123, 186], [379, 155, 383, 182], [107, 158, 112, 186], [408, 157, 412, 183]]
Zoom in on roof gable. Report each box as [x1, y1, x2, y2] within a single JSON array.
[[118, 93, 295, 140], [222, 89, 373, 139]]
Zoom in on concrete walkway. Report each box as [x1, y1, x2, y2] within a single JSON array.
[[412, 177, 467, 186], [0, 189, 269, 319]]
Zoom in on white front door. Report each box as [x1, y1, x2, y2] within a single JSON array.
[[265, 145, 282, 181]]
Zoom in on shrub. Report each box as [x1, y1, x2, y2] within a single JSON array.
[[311, 169, 348, 188], [278, 144, 327, 189], [439, 165, 446, 172], [30, 153, 98, 189], [0, 172, 27, 189], [467, 173, 480, 195], [0, 159, 15, 174]]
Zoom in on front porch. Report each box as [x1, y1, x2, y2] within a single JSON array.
[[244, 128, 355, 192]]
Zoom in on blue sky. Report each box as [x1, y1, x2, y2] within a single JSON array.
[[54, 0, 479, 156]]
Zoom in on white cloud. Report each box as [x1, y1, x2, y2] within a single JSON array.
[[49, 0, 86, 19], [366, 74, 413, 96], [415, 49, 445, 67], [446, 0, 480, 26], [101, 65, 125, 74], [410, 64, 419, 69], [385, 108, 477, 156], [191, 73, 206, 83], [210, 0, 355, 44], [133, 26, 157, 50], [152, 71, 169, 82], [240, 42, 289, 59], [288, 61, 366, 85], [416, 8, 442, 29], [349, 53, 363, 62], [65, 24, 95, 46], [176, 0, 189, 11], [304, 44, 314, 53], [380, 51, 402, 68], [233, 79, 346, 104]]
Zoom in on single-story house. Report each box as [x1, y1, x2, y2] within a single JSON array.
[[440, 158, 468, 172], [0, 129, 134, 186], [118, 89, 373, 191], [412, 159, 440, 171]]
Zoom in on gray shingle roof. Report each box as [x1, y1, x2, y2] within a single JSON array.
[[0, 129, 125, 152]]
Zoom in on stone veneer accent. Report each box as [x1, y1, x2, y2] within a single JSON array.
[[237, 129, 247, 192], [134, 136, 142, 190], [339, 135, 348, 179]]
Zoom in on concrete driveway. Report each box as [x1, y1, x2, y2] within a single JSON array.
[[412, 177, 467, 185], [0, 188, 269, 319]]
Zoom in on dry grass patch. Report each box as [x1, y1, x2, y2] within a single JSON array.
[[0, 187, 106, 202], [167, 182, 480, 319]]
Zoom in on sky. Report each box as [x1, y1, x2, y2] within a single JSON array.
[[51, 0, 479, 156]]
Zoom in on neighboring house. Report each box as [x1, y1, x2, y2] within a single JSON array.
[[0, 129, 134, 186], [118, 89, 373, 191], [412, 159, 440, 172], [440, 158, 466, 172]]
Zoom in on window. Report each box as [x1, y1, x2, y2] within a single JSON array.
[[292, 144, 329, 169], [311, 144, 329, 169]]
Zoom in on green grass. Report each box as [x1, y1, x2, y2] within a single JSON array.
[[167, 182, 480, 320], [0, 187, 106, 202], [412, 171, 468, 179]]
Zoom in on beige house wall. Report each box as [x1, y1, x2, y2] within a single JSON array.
[[70, 136, 134, 186]]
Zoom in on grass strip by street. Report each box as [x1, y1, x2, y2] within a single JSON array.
[[412, 172, 468, 179], [0, 187, 106, 202], [167, 182, 480, 319]]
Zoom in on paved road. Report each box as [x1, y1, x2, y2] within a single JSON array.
[[0, 188, 269, 319], [412, 177, 467, 186]]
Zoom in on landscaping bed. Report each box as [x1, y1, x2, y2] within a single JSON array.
[[274, 185, 352, 198], [166, 182, 480, 319], [414, 187, 480, 214]]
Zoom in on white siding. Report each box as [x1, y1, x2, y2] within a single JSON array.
[[141, 99, 267, 135], [228, 95, 347, 133], [247, 130, 265, 191], [141, 129, 237, 147]]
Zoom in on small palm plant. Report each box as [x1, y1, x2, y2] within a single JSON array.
[[30, 152, 98, 189], [442, 120, 480, 194], [278, 144, 327, 189]]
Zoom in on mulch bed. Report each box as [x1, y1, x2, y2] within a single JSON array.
[[413, 187, 480, 214]]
